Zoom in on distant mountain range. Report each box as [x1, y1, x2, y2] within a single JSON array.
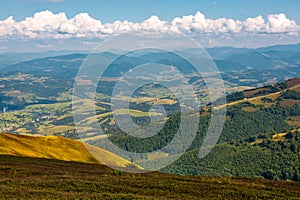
[[0, 50, 90, 69]]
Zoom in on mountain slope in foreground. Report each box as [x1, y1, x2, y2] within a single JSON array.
[[0, 155, 299, 199], [0, 132, 136, 168]]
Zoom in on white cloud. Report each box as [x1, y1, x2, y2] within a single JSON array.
[[0, 16, 17, 37], [244, 16, 265, 32], [267, 13, 298, 33], [140, 15, 167, 30], [0, 10, 298, 40]]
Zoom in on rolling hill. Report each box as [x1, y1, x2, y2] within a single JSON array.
[[105, 77, 300, 180], [0, 46, 300, 182], [160, 77, 300, 179], [1, 44, 300, 114], [0, 132, 137, 169]]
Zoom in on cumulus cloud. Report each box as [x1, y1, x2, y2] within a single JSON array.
[[0, 10, 299, 39], [244, 16, 265, 32], [267, 13, 298, 33], [0, 16, 17, 37]]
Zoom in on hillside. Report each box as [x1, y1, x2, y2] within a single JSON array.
[[0, 155, 299, 199], [107, 77, 300, 180], [0, 77, 299, 180], [1, 47, 300, 138], [0, 49, 300, 181], [227, 77, 300, 102], [159, 78, 300, 180], [0, 133, 136, 168]]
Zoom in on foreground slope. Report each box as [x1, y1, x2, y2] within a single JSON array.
[[0, 155, 299, 199], [0, 133, 135, 168]]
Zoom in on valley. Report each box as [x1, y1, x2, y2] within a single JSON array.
[[0, 45, 299, 181], [1, 3, 300, 199]]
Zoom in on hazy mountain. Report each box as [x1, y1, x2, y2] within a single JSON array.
[[0, 50, 89, 69]]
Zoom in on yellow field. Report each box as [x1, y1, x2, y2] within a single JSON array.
[[0, 133, 137, 168], [251, 129, 299, 145], [272, 128, 300, 141], [155, 99, 176, 105], [79, 134, 109, 143]]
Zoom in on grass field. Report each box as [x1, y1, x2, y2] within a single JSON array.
[[0, 133, 135, 168], [0, 155, 299, 199]]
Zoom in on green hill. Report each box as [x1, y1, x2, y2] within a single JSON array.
[[108, 77, 300, 180], [160, 78, 300, 180]]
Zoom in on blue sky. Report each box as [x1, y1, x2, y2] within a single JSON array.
[[0, 0, 300, 52], [2, 0, 300, 23]]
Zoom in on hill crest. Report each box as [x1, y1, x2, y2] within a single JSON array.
[[0, 132, 137, 169]]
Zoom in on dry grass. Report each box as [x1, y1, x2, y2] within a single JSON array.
[[286, 77, 300, 88], [0, 133, 136, 168], [281, 99, 300, 107], [242, 107, 259, 112], [272, 133, 288, 141], [37, 125, 74, 135], [272, 129, 299, 141], [155, 99, 176, 105]]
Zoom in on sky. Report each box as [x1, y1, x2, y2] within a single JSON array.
[[0, 0, 300, 52]]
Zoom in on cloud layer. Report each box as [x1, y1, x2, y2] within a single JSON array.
[[0, 10, 299, 39]]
